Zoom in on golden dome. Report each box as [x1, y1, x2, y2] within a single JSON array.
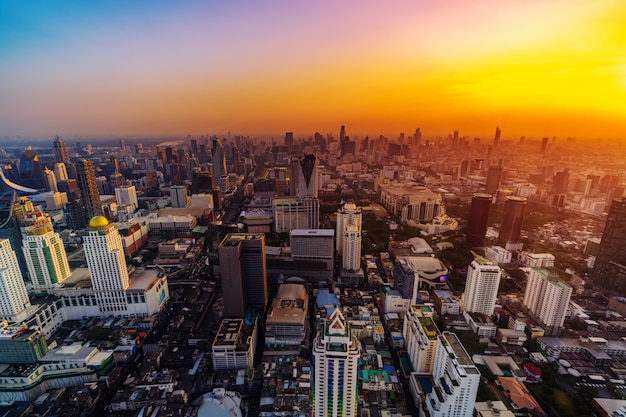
[[89, 216, 109, 228]]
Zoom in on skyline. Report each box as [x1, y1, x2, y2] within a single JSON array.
[[1, 1, 626, 139]]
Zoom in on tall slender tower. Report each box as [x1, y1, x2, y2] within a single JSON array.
[[23, 218, 71, 293], [485, 166, 503, 195], [297, 154, 318, 198], [466, 193, 492, 247], [592, 198, 626, 293], [83, 216, 129, 314], [0, 238, 31, 323], [498, 196, 527, 248], [342, 225, 361, 271], [494, 126, 501, 148], [313, 309, 360, 417], [53, 135, 70, 163], [211, 138, 227, 181], [76, 159, 103, 219], [336, 202, 362, 253], [42, 167, 57, 192], [218, 233, 268, 318], [54, 162, 68, 181], [461, 257, 501, 316]]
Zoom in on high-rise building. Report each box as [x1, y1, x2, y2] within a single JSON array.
[[494, 126, 501, 148], [409, 332, 480, 417], [284, 132, 294, 147], [297, 154, 318, 198], [170, 185, 189, 208], [82, 216, 130, 314], [551, 169, 569, 194], [466, 193, 492, 247], [53, 162, 69, 182], [53, 135, 70, 163], [19, 147, 43, 190], [22, 218, 71, 293], [523, 268, 572, 336], [461, 257, 501, 316], [218, 234, 268, 318], [42, 167, 57, 192], [498, 196, 527, 248], [342, 225, 361, 271], [335, 202, 362, 254], [75, 159, 103, 219], [485, 166, 503, 195], [115, 185, 138, 212], [313, 308, 360, 417], [592, 198, 626, 293], [0, 239, 31, 323], [212, 138, 227, 181], [403, 304, 439, 374]]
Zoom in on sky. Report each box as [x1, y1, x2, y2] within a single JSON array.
[[1, 0, 625, 140]]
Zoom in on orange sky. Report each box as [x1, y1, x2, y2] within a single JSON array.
[[1, 0, 625, 139]]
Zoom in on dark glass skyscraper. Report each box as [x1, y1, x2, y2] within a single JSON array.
[[498, 196, 527, 247], [592, 198, 626, 294], [467, 193, 492, 247]]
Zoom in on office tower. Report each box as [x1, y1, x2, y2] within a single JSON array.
[[285, 132, 294, 147], [191, 170, 214, 194], [342, 225, 361, 271], [53, 162, 68, 181], [190, 139, 198, 155], [75, 159, 103, 219], [218, 234, 268, 318], [232, 146, 242, 175], [452, 130, 459, 147], [115, 185, 138, 212], [461, 257, 501, 316], [53, 135, 70, 163], [42, 167, 57, 192], [541, 137, 549, 154], [170, 185, 189, 208], [57, 178, 80, 201], [403, 305, 439, 374], [523, 268, 572, 336], [297, 154, 318, 198], [0, 239, 31, 323], [339, 125, 346, 142], [64, 201, 87, 230], [22, 218, 71, 293], [605, 188, 625, 212], [485, 166, 503, 195], [19, 146, 43, 190], [313, 309, 360, 417], [135, 143, 143, 154], [290, 229, 334, 260], [494, 126, 501, 147], [593, 198, 626, 293], [119, 139, 125, 155], [289, 157, 300, 196], [410, 332, 480, 417], [212, 138, 227, 180], [551, 169, 569, 194], [83, 216, 130, 314], [600, 175, 620, 193], [498, 196, 527, 248], [467, 193, 492, 247], [0, 192, 30, 277], [336, 202, 362, 254]]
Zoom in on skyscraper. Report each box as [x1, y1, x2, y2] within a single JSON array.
[[218, 233, 268, 318], [53, 162, 68, 181], [551, 169, 569, 195], [342, 225, 361, 271], [53, 135, 70, 163], [313, 308, 360, 417], [0, 238, 31, 323], [466, 193, 492, 247], [170, 185, 189, 208], [592, 198, 626, 293], [76, 159, 103, 219], [284, 131, 294, 147], [524, 268, 572, 336], [297, 154, 318, 198], [42, 167, 57, 192], [335, 202, 362, 254], [498, 196, 527, 248], [485, 166, 503, 195], [22, 218, 71, 293], [461, 257, 501, 316], [212, 138, 227, 181], [115, 185, 138, 212], [494, 126, 501, 148], [82, 216, 130, 314]]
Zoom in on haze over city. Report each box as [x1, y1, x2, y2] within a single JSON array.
[[2, 0, 626, 139]]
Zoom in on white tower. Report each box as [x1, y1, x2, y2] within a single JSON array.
[[342, 225, 361, 271], [335, 202, 362, 254], [23, 220, 71, 293], [0, 239, 31, 323], [313, 309, 360, 417], [461, 257, 501, 316], [115, 185, 138, 212], [83, 216, 130, 314], [43, 167, 57, 192], [523, 268, 572, 336]]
